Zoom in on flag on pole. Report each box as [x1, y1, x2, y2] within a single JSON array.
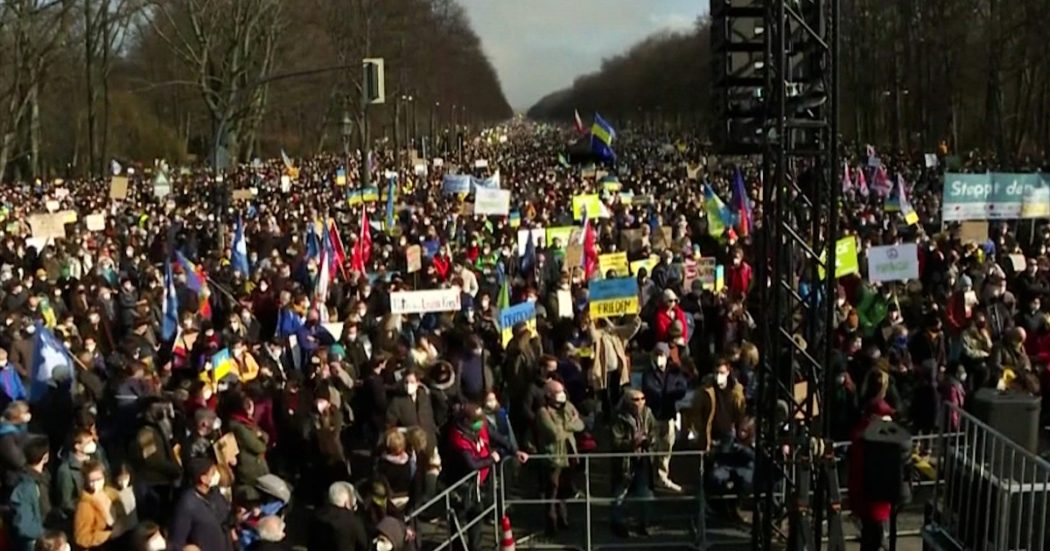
[[162, 261, 179, 342], [326, 219, 346, 278], [314, 246, 330, 322], [703, 183, 732, 238], [521, 230, 537, 277], [231, 215, 250, 276], [175, 251, 212, 319], [351, 208, 372, 272], [842, 161, 853, 193], [872, 165, 893, 197], [856, 167, 869, 198], [573, 109, 587, 135], [590, 113, 616, 163], [29, 323, 74, 402], [384, 175, 397, 235], [730, 169, 752, 237]]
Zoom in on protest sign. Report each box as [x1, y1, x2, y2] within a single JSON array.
[[362, 186, 380, 203], [546, 226, 575, 248], [390, 289, 461, 314], [433, 158, 444, 167], [516, 228, 545, 256], [109, 176, 128, 199], [697, 258, 717, 289], [499, 302, 537, 346], [557, 290, 573, 319], [474, 159, 489, 168], [652, 226, 674, 251], [818, 236, 860, 279], [620, 229, 645, 253], [942, 172, 1050, 220], [85, 213, 106, 232], [405, 245, 422, 273], [442, 174, 473, 194], [588, 277, 639, 319], [59, 210, 78, 224], [571, 194, 603, 220], [458, 202, 474, 216], [958, 221, 988, 244], [413, 164, 427, 176], [45, 200, 59, 212], [232, 189, 253, 201], [474, 188, 511, 216], [564, 244, 583, 270], [280, 175, 292, 193], [630, 255, 658, 277], [322, 323, 344, 341], [866, 243, 919, 282], [1008, 254, 1027, 272], [28, 213, 66, 240], [335, 169, 347, 186], [924, 154, 938, 168], [599, 252, 629, 277]]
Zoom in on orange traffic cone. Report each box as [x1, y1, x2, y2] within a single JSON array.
[[499, 515, 516, 551]]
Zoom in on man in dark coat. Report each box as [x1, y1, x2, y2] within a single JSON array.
[[168, 458, 234, 551], [385, 370, 438, 450], [308, 481, 369, 551]]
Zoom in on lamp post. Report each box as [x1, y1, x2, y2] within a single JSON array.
[[409, 95, 417, 152], [431, 101, 439, 152], [341, 112, 352, 179]]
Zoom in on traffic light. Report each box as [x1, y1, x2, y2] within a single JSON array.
[[363, 58, 385, 104]]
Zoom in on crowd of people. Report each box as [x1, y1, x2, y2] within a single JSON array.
[[0, 119, 1045, 551]]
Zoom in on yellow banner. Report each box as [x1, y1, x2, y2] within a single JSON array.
[[572, 194, 602, 220], [599, 252, 629, 277], [589, 297, 639, 319]]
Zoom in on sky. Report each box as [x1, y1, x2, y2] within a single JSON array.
[[459, 0, 702, 112]]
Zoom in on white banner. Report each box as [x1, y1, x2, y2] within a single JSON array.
[[866, 243, 919, 282], [474, 159, 489, 168], [474, 188, 511, 216], [516, 228, 546, 256], [390, 289, 461, 314]]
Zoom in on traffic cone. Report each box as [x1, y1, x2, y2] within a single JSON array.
[[499, 515, 516, 551]]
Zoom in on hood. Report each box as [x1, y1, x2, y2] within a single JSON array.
[[376, 516, 407, 550]]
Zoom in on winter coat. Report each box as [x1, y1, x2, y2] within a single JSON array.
[[307, 504, 369, 551], [610, 402, 657, 485], [386, 390, 439, 450], [168, 487, 234, 551], [535, 402, 584, 470], [589, 317, 641, 390], [229, 414, 271, 488], [641, 363, 689, 421], [72, 490, 115, 549], [683, 380, 746, 451]]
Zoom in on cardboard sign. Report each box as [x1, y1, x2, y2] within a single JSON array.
[[557, 290, 573, 319], [28, 213, 67, 240], [958, 220, 989, 244], [405, 245, 422, 273], [697, 258, 717, 289], [433, 158, 444, 168], [564, 244, 583, 270], [45, 200, 60, 213], [598, 252, 629, 277], [85, 213, 106, 232], [109, 176, 129, 199], [866, 243, 920, 282], [232, 189, 253, 201], [474, 188, 511, 216], [458, 202, 474, 216], [652, 226, 674, 251], [620, 229, 645, 253], [390, 289, 461, 314], [474, 159, 489, 168]]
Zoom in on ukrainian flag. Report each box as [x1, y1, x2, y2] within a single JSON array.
[[202, 348, 236, 386], [591, 113, 616, 162], [703, 183, 732, 238]]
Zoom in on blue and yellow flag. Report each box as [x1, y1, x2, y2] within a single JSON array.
[[590, 113, 616, 162], [703, 183, 732, 238]]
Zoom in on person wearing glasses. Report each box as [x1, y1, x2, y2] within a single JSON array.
[[610, 388, 658, 537]]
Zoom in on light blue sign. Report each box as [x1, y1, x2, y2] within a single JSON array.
[[943, 172, 1050, 220]]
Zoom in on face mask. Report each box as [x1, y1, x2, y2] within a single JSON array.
[[147, 536, 167, 551], [90, 479, 105, 493], [82, 441, 98, 455], [208, 470, 221, 488], [554, 391, 567, 405], [655, 356, 667, 368], [406, 382, 419, 396], [471, 419, 484, 432], [485, 400, 499, 411], [374, 538, 394, 551], [117, 476, 130, 490], [716, 373, 729, 388], [21, 414, 31, 425], [202, 388, 213, 401], [212, 418, 222, 431]]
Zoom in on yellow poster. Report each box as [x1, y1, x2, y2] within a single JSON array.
[[599, 252, 629, 277]]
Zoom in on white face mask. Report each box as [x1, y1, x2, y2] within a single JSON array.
[[90, 479, 105, 493], [209, 470, 221, 488], [485, 400, 499, 411], [655, 356, 667, 368], [146, 536, 167, 551], [716, 373, 729, 388], [406, 382, 419, 396], [555, 391, 567, 404], [117, 476, 130, 490], [82, 441, 98, 456], [202, 388, 213, 401], [374, 538, 394, 551], [212, 418, 222, 431]]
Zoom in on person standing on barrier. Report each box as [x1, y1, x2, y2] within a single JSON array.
[[610, 388, 657, 537], [642, 342, 688, 492], [535, 379, 584, 536]]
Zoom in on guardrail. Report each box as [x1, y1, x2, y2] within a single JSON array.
[[406, 468, 501, 551], [926, 403, 1050, 551]]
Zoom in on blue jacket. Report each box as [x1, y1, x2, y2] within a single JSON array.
[[641, 363, 689, 421], [0, 365, 26, 403], [8, 471, 44, 543]]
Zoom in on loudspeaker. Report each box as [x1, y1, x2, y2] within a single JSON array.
[[860, 419, 911, 503], [970, 388, 1040, 453]]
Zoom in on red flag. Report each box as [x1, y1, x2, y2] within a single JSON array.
[[842, 161, 853, 193], [856, 167, 869, 198], [327, 218, 347, 277], [351, 208, 372, 273], [583, 215, 599, 279], [574, 109, 587, 136]]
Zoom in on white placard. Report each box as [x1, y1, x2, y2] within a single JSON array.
[[414, 163, 427, 176], [45, 200, 60, 213], [474, 159, 489, 168], [280, 175, 291, 193], [866, 243, 919, 282], [390, 289, 461, 315], [557, 290, 573, 319], [85, 213, 106, 232], [474, 188, 511, 216], [516, 228, 546, 256], [924, 154, 938, 168], [433, 158, 444, 168], [322, 322, 344, 340]]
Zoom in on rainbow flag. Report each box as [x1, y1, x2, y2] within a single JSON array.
[[175, 251, 211, 319]]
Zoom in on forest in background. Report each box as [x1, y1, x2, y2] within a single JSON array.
[[0, 0, 512, 180], [528, 0, 1050, 161]]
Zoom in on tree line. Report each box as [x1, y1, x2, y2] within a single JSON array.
[[1, 0, 513, 181], [529, 1, 1050, 161]]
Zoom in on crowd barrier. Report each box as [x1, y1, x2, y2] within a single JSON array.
[[925, 403, 1050, 551], [406, 469, 501, 551]]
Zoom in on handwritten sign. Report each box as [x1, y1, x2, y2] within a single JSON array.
[[474, 188, 511, 216], [85, 213, 106, 232], [405, 245, 422, 273], [599, 252, 629, 277], [109, 176, 129, 199], [866, 243, 919, 283], [28, 213, 66, 241], [390, 289, 461, 314], [588, 277, 639, 319]]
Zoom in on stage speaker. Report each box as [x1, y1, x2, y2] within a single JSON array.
[[970, 388, 1040, 453], [860, 419, 912, 503]]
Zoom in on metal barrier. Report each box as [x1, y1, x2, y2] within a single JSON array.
[[407, 468, 501, 551], [925, 403, 1050, 551], [498, 450, 709, 550]]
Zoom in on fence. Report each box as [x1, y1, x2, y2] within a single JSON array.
[[406, 468, 501, 551], [925, 403, 1050, 551]]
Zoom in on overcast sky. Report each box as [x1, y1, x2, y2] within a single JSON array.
[[458, 0, 702, 111]]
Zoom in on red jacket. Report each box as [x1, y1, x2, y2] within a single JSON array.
[[848, 400, 894, 522], [727, 262, 753, 299], [654, 306, 689, 344], [447, 423, 494, 484], [432, 254, 451, 281]]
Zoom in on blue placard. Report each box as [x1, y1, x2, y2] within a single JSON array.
[[442, 174, 473, 194], [588, 277, 639, 301], [499, 302, 536, 329]]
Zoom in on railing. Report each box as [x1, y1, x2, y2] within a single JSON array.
[[925, 403, 1050, 551], [406, 468, 501, 551], [498, 449, 709, 550]]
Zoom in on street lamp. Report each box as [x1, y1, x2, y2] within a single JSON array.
[[341, 113, 352, 177]]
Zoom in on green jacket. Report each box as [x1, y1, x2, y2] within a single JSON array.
[[535, 402, 584, 470], [857, 286, 889, 338], [610, 403, 657, 483], [228, 419, 270, 487]]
